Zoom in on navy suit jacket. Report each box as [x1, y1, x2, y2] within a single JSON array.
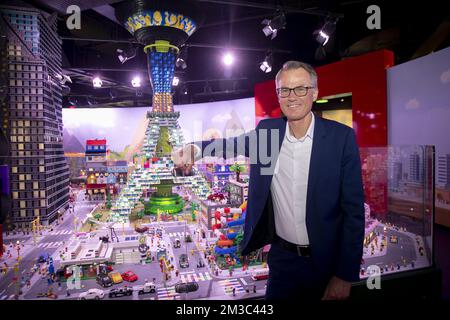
[[194, 115, 365, 282]]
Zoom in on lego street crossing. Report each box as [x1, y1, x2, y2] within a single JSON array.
[[218, 278, 246, 296], [157, 286, 180, 300], [180, 272, 212, 283]]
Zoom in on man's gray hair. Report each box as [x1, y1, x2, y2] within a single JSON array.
[[275, 61, 318, 88]]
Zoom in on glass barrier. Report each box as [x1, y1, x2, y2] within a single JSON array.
[[359, 145, 434, 279]]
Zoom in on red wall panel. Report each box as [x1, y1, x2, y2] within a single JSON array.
[[254, 49, 395, 148]]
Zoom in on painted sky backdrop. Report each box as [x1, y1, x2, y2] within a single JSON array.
[[62, 97, 255, 154], [388, 46, 450, 188]]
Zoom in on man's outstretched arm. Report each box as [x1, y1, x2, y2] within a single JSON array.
[[172, 123, 262, 172]]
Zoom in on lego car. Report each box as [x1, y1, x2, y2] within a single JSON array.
[[121, 271, 138, 282], [78, 288, 105, 300], [175, 281, 199, 293], [96, 273, 113, 288], [135, 282, 156, 295], [179, 254, 189, 268], [108, 286, 133, 298], [173, 238, 181, 248], [108, 271, 123, 284]]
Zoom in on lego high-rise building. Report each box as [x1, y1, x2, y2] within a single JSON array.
[[409, 152, 423, 183], [391, 161, 403, 191], [0, 5, 70, 229]]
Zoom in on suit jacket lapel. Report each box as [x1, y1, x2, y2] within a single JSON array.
[[306, 116, 327, 232], [278, 117, 287, 153], [259, 117, 286, 198]]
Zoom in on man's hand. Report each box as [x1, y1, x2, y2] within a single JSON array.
[[171, 144, 197, 176], [322, 276, 351, 300]]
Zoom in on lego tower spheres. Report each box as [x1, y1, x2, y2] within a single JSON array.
[[114, 1, 204, 218]]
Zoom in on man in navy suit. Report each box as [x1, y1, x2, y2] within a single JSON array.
[[173, 61, 365, 300]]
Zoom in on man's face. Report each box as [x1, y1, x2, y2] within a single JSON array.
[[276, 68, 318, 122]]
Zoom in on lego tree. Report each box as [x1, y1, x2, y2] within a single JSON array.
[[230, 163, 246, 182]]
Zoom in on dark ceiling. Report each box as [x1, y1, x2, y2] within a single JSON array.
[[14, 0, 450, 108]]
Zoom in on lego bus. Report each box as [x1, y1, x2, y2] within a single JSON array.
[[251, 268, 269, 281]]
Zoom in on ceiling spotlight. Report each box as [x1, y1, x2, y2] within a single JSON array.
[[182, 85, 188, 95], [259, 52, 273, 73], [55, 73, 72, 85], [172, 76, 180, 86], [117, 46, 137, 64], [176, 47, 188, 69], [314, 17, 338, 46], [318, 30, 330, 46], [92, 76, 102, 88], [261, 12, 286, 40], [63, 74, 72, 83], [131, 75, 141, 88], [223, 52, 234, 66]]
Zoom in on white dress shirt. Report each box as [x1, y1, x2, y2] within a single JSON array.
[[270, 112, 315, 245]]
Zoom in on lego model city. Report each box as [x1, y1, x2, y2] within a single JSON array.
[[0, 1, 433, 300]]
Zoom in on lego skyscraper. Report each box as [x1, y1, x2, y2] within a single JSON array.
[[0, 5, 70, 229]]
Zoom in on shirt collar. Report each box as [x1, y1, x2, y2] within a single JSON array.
[[285, 112, 315, 143]]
